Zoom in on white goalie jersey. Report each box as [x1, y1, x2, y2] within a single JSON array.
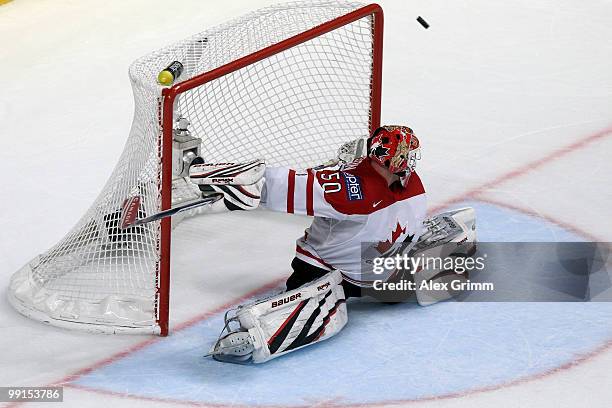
[[261, 157, 428, 287]]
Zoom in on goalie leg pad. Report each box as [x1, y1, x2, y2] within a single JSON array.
[[411, 207, 477, 305], [209, 270, 347, 364]]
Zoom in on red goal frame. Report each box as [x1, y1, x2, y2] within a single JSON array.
[[157, 4, 384, 336]]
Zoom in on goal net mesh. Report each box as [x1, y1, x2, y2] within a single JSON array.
[[8, 1, 377, 333]]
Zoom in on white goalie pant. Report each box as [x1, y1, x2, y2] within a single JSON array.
[[211, 270, 347, 364]]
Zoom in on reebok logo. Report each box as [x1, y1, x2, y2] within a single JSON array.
[[211, 177, 233, 184], [317, 282, 331, 291]]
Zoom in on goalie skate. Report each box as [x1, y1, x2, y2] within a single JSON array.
[[207, 309, 256, 364]]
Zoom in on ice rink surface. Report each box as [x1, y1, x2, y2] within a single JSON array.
[[1, 0, 611, 407]]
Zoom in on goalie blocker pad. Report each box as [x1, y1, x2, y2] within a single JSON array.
[[211, 270, 347, 364], [189, 159, 265, 185]]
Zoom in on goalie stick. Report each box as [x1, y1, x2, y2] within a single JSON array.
[[120, 193, 223, 229]]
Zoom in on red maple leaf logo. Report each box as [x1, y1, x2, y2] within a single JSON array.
[[375, 222, 407, 254]]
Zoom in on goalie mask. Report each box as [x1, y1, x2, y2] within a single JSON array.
[[368, 125, 421, 187]]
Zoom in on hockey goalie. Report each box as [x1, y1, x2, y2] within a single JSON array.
[[189, 125, 477, 364]]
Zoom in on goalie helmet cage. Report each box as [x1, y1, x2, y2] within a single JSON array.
[[8, 1, 383, 336]]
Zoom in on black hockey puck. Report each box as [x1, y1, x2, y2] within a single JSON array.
[[417, 16, 430, 29]]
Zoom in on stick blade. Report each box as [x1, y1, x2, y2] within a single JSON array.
[[121, 196, 142, 229]]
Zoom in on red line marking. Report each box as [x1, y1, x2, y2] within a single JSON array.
[[64, 382, 312, 408], [430, 126, 612, 213], [59, 327, 612, 408], [475, 196, 602, 242], [335, 338, 612, 408], [31, 124, 612, 408], [58, 278, 285, 384]]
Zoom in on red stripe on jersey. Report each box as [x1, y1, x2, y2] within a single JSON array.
[[287, 169, 296, 213], [306, 170, 314, 216]]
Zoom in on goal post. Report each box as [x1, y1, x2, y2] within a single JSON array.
[[157, 3, 383, 335], [8, 1, 384, 336]]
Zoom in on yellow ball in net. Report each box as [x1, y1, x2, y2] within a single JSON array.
[[157, 70, 175, 86]]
